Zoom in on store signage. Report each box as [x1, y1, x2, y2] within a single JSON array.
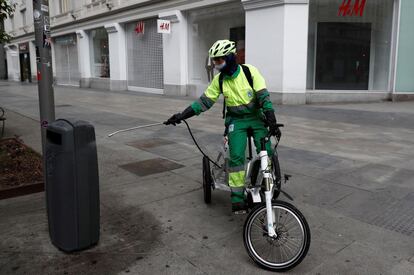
[[157, 19, 171, 34], [135, 21, 145, 34], [19, 43, 29, 52], [55, 35, 76, 45], [41, 4, 49, 12], [44, 37, 52, 47], [338, 0, 367, 17]]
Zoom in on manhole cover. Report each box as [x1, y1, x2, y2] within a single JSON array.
[[119, 158, 184, 176], [127, 138, 175, 149]]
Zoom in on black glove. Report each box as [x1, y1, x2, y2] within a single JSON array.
[[264, 110, 281, 139], [165, 113, 182, 126], [164, 106, 196, 126]]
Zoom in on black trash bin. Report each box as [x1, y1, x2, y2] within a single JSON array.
[[45, 119, 100, 252]]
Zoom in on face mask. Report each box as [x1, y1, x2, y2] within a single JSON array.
[[215, 61, 226, 71]]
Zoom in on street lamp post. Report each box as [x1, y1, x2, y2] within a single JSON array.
[[32, 0, 55, 156]]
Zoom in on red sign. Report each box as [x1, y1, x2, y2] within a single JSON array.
[[135, 21, 145, 34], [338, 0, 367, 17], [160, 22, 169, 31]]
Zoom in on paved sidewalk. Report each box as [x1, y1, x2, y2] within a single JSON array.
[[1, 81, 414, 274]]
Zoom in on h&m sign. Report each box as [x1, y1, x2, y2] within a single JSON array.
[[338, 0, 367, 17], [157, 19, 171, 34]]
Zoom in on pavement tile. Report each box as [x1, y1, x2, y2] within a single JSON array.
[[0, 252, 16, 271], [0, 251, 133, 275], [299, 203, 414, 261], [310, 241, 401, 275], [0, 192, 45, 223], [117, 250, 205, 275], [280, 173, 356, 208], [390, 260, 414, 275], [100, 172, 202, 210]]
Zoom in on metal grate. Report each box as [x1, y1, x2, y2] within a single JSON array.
[[366, 193, 414, 237], [120, 158, 184, 176], [126, 19, 164, 89], [56, 104, 72, 108], [126, 138, 175, 149]]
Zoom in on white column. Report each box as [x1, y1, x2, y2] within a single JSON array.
[[243, 0, 309, 104], [29, 41, 37, 82], [105, 23, 127, 91], [5, 45, 20, 81], [159, 10, 188, 96], [76, 30, 92, 88]]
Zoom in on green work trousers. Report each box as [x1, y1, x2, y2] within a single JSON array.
[[227, 115, 273, 202]]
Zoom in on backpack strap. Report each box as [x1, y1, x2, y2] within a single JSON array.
[[219, 65, 254, 119], [219, 72, 226, 119], [241, 64, 254, 91]]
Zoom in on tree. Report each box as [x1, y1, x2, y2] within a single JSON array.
[[0, 0, 16, 43]]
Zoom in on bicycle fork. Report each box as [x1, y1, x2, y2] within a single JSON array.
[[260, 150, 277, 238]]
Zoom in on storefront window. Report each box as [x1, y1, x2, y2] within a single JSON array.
[[54, 34, 80, 86], [307, 0, 394, 91], [126, 19, 163, 90], [90, 28, 110, 78], [188, 3, 245, 86]]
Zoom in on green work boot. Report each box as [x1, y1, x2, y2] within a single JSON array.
[[231, 191, 247, 214]]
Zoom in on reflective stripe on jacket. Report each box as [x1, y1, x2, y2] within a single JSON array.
[[191, 64, 274, 117]]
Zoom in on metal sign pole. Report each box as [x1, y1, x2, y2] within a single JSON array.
[[32, 0, 55, 156]]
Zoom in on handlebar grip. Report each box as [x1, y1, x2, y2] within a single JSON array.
[[276, 123, 284, 127]]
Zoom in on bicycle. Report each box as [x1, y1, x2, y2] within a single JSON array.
[[108, 121, 311, 271], [202, 124, 311, 272]]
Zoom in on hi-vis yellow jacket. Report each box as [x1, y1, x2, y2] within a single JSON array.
[[190, 64, 274, 119]]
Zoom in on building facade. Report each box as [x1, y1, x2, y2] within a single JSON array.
[[3, 0, 414, 104]]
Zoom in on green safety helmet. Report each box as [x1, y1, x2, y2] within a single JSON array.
[[208, 39, 236, 58]]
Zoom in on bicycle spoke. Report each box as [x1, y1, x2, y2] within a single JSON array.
[[284, 224, 302, 234], [250, 237, 266, 242], [252, 239, 269, 255], [265, 242, 274, 262], [251, 222, 266, 233], [273, 208, 280, 226], [282, 238, 300, 255], [280, 245, 289, 261], [284, 237, 302, 249], [281, 210, 290, 227], [282, 215, 296, 228]]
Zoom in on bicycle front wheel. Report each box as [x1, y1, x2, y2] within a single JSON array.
[[243, 201, 310, 271]]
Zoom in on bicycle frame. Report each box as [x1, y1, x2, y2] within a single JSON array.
[[259, 136, 277, 238], [210, 134, 278, 237], [211, 136, 263, 192]]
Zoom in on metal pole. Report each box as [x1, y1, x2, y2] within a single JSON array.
[[32, 0, 55, 156]]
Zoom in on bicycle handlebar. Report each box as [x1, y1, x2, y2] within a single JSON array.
[[264, 123, 284, 139]]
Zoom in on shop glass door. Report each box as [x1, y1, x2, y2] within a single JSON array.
[[315, 22, 371, 90], [19, 53, 31, 82]]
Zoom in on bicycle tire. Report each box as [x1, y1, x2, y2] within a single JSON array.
[[243, 201, 311, 271], [202, 156, 212, 204]]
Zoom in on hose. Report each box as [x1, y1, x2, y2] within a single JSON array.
[[182, 120, 222, 169]]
